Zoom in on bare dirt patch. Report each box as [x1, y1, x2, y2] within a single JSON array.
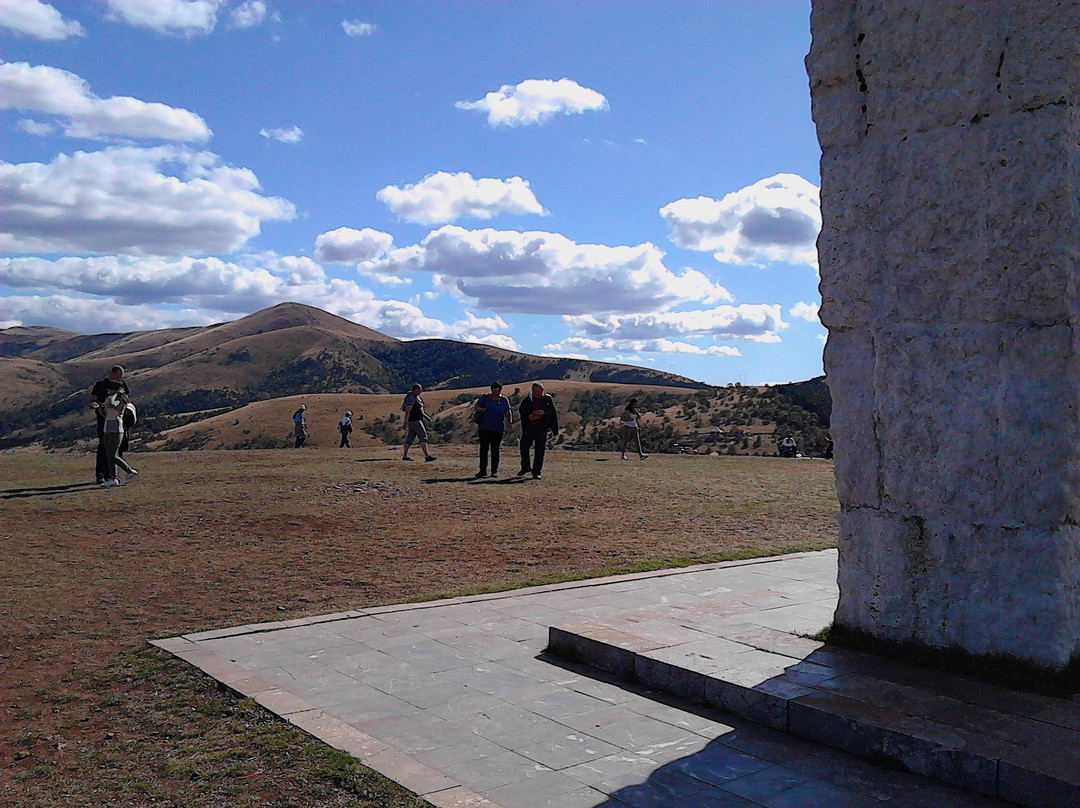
[[0, 445, 837, 807]]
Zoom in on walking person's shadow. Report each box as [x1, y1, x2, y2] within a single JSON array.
[[0, 481, 100, 499]]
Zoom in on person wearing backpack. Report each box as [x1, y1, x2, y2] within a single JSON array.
[[88, 365, 129, 484], [94, 390, 137, 487], [473, 382, 513, 478]]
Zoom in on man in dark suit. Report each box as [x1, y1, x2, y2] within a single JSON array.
[[516, 382, 559, 480]]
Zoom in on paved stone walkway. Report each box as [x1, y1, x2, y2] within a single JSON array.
[[154, 551, 1012, 807]]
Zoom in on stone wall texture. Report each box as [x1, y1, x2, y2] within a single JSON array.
[[809, 0, 1080, 669]]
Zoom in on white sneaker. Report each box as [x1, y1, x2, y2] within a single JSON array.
[[100, 479, 120, 488], [620, 454, 628, 460], [124, 469, 139, 484], [639, 454, 649, 460]]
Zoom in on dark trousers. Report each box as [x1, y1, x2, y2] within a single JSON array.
[[478, 429, 503, 473], [339, 432, 351, 448], [95, 416, 108, 480], [295, 433, 306, 448], [520, 428, 548, 475]]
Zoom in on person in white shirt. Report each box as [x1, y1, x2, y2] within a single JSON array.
[[619, 398, 648, 461]]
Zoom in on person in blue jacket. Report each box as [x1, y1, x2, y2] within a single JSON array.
[[473, 381, 513, 478]]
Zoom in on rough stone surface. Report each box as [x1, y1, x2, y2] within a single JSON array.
[[809, 0, 1080, 670]]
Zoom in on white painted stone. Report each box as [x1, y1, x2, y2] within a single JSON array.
[[811, 0, 1080, 670]]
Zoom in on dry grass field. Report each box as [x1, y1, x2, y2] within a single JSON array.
[[0, 444, 838, 807]]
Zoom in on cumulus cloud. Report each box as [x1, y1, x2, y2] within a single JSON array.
[[0, 0, 83, 39], [0, 146, 295, 256], [0, 61, 212, 141], [313, 227, 394, 264], [16, 118, 53, 135], [0, 254, 320, 312], [376, 171, 546, 225], [564, 306, 786, 344], [342, 19, 374, 37], [259, 125, 303, 143], [105, 0, 224, 35], [789, 301, 821, 323], [456, 78, 608, 127], [0, 253, 515, 347], [546, 336, 742, 357], [357, 226, 731, 315], [1, 294, 214, 332], [661, 173, 821, 267], [229, 0, 265, 28]]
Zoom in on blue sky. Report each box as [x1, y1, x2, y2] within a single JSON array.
[[0, 0, 824, 385]]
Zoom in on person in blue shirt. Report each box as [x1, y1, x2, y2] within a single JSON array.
[[293, 404, 308, 448], [473, 381, 513, 478]]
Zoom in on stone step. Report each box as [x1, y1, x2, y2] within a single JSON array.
[[548, 617, 1080, 808]]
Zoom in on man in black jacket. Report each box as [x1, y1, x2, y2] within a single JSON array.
[[516, 382, 559, 479], [88, 365, 129, 484]]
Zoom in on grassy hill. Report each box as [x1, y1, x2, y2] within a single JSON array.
[[150, 378, 833, 458], [1, 302, 831, 455], [0, 302, 709, 450]]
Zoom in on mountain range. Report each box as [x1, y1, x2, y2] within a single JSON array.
[[0, 302, 712, 449]]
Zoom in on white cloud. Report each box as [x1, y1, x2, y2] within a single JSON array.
[[0, 0, 83, 39], [564, 306, 786, 344], [0, 253, 512, 347], [0, 254, 318, 312], [789, 301, 821, 323], [661, 173, 821, 267], [105, 0, 224, 35], [342, 19, 374, 37], [545, 336, 742, 357], [0, 146, 295, 256], [259, 125, 303, 143], [358, 226, 731, 316], [0, 61, 212, 141], [1, 294, 214, 332], [456, 78, 608, 127], [229, 0, 265, 28], [16, 118, 53, 135], [376, 171, 546, 224], [313, 227, 394, 264], [468, 332, 520, 351]]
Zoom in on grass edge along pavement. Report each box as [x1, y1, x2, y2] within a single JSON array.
[[1, 448, 837, 807]]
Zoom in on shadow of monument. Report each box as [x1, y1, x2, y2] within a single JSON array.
[[533, 651, 936, 808]]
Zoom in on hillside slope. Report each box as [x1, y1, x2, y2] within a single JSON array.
[[0, 302, 710, 449]]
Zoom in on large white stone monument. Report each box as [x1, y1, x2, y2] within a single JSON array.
[[808, 1, 1080, 671]]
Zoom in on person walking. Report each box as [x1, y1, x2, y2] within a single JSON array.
[[293, 404, 308, 448], [338, 411, 353, 448], [474, 381, 513, 478], [516, 382, 558, 480], [89, 365, 129, 484], [401, 383, 436, 462], [619, 398, 649, 460], [95, 390, 137, 487]]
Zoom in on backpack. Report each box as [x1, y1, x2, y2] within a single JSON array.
[[122, 403, 137, 430]]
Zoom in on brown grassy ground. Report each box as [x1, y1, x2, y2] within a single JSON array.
[[0, 444, 838, 807]]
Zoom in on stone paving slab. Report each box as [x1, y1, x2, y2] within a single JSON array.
[[154, 551, 1015, 808], [547, 560, 1080, 808]]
